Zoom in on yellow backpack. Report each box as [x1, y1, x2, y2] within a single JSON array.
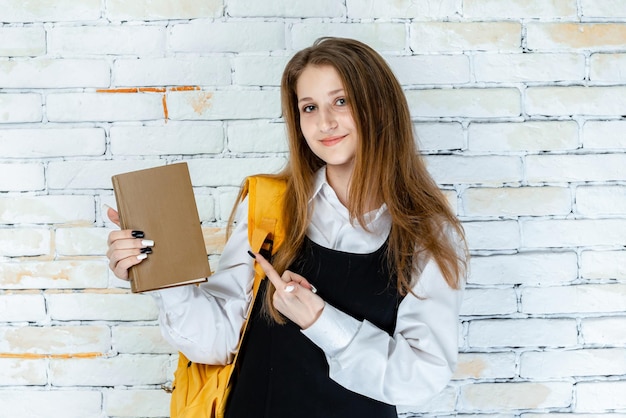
[[169, 175, 286, 418]]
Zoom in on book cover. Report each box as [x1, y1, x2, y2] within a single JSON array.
[[111, 162, 211, 293]]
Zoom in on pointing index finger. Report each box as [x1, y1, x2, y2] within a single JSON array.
[[248, 251, 285, 290]]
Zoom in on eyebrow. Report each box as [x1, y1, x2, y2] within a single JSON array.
[[297, 89, 345, 104]]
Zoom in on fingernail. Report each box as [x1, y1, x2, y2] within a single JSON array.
[[310, 284, 317, 294], [141, 239, 154, 247], [132, 230, 145, 238], [284, 285, 295, 293], [247, 250, 256, 259], [137, 253, 148, 261], [140, 247, 153, 254]]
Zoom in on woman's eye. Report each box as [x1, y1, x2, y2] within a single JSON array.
[[302, 105, 316, 113], [335, 98, 346, 106]]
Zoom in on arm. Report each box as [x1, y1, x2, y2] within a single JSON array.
[[301, 257, 464, 406], [151, 197, 255, 365]]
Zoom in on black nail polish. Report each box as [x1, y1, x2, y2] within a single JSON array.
[[140, 247, 153, 254], [247, 250, 256, 259], [132, 230, 145, 238]]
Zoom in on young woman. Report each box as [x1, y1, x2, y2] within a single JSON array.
[[106, 37, 467, 418]]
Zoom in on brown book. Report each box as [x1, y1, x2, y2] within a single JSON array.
[[111, 162, 211, 293]]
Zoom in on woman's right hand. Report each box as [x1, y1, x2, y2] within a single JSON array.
[[105, 206, 154, 280]]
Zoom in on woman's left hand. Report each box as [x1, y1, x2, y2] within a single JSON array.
[[252, 252, 325, 329]]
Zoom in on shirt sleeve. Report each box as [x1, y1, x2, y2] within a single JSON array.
[[301, 253, 464, 406], [149, 197, 254, 365]]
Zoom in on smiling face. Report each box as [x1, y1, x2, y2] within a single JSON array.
[[296, 64, 358, 177]]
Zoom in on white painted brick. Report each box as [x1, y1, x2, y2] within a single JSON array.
[[415, 122, 464, 152], [526, 154, 626, 183], [461, 288, 518, 316], [47, 292, 158, 321], [218, 191, 240, 222], [104, 389, 170, 417], [107, 0, 222, 21], [0, 59, 109, 88], [581, 0, 626, 17], [0, 325, 110, 354], [47, 159, 163, 190], [583, 120, 626, 149], [202, 226, 228, 255], [527, 87, 626, 116], [460, 382, 573, 411], [398, 386, 457, 415], [523, 219, 626, 248], [187, 157, 287, 187], [406, 88, 521, 118], [111, 124, 224, 156], [229, 0, 344, 17], [0, 390, 102, 418], [582, 316, 626, 346], [524, 415, 626, 418], [166, 90, 281, 121], [114, 57, 231, 87], [348, 0, 459, 18], [577, 185, 626, 216], [462, 220, 520, 250], [527, 23, 626, 51], [468, 319, 578, 348], [0, 27, 46, 56], [0, 294, 46, 322], [0, 358, 47, 386], [0, 228, 50, 257], [0, 128, 105, 158], [522, 284, 626, 315], [49, 354, 169, 386], [410, 22, 521, 53], [463, 186, 571, 217], [469, 121, 578, 152], [581, 250, 626, 280], [227, 121, 288, 153], [0, 195, 94, 225], [469, 252, 578, 285], [55, 227, 109, 256], [47, 92, 164, 122], [464, 0, 577, 18], [443, 190, 459, 215], [454, 352, 517, 380], [112, 325, 176, 354], [48, 25, 166, 56], [0, 0, 101, 22], [233, 56, 289, 86], [195, 193, 217, 223], [169, 22, 285, 53], [0, 93, 42, 123], [426, 156, 522, 185], [291, 23, 406, 52], [590, 53, 626, 82], [386, 55, 471, 85], [474, 53, 584, 83], [0, 261, 108, 290], [521, 348, 626, 379], [576, 381, 626, 412], [0, 163, 44, 192]]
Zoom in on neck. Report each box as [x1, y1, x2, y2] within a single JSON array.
[[325, 164, 352, 208]]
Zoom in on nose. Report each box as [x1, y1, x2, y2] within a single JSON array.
[[318, 107, 337, 133]]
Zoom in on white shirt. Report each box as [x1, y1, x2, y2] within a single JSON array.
[[151, 166, 464, 407]]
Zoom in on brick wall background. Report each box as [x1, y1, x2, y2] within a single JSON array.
[[1, 0, 625, 417]]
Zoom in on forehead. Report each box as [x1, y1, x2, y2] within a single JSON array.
[[296, 64, 344, 96]]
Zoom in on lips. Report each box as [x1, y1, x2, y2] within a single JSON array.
[[320, 135, 346, 146]]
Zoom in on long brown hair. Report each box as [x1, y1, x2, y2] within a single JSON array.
[[231, 37, 467, 323]]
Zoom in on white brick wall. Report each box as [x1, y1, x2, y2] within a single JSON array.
[[1, 1, 625, 417]]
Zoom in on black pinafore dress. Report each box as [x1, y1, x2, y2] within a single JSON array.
[[225, 237, 401, 418]]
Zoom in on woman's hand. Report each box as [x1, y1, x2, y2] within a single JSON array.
[[105, 206, 153, 280], [251, 252, 325, 329]]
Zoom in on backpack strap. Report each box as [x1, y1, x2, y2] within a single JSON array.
[[241, 176, 287, 296]]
